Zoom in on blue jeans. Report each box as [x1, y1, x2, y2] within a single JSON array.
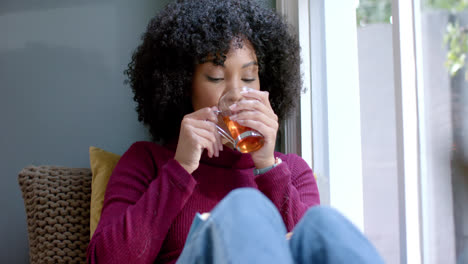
[[176, 188, 384, 264]]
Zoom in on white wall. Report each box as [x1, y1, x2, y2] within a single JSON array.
[[357, 24, 401, 264]]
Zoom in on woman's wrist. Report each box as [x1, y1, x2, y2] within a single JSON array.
[[253, 157, 282, 176], [253, 157, 276, 170], [174, 158, 196, 174]]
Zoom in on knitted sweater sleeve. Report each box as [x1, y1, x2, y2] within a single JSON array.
[[254, 153, 320, 231], [86, 142, 196, 264]]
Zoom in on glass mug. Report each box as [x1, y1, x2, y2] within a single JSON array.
[[215, 87, 265, 153]]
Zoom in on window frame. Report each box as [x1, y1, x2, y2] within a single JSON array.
[[277, 0, 365, 231], [277, 0, 458, 263]]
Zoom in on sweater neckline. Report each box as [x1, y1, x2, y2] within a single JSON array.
[[163, 141, 255, 169]]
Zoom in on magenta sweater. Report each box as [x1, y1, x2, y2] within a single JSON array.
[[87, 141, 320, 264]]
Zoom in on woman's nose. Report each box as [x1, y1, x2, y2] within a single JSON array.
[[223, 80, 243, 102]]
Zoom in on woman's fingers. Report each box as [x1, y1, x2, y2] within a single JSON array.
[[228, 91, 279, 155], [175, 106, 224, 173], [234, 119, 277, 143], [185, 118, 223, 155], [186, 124, 217, 157], [188, 106, 218, 122], [230, 110, 277, 131], [230, 99, 277, 121], [236, 119, 272, 139], [186, 124, 216, 157], [228, 96, 279, 140], [194, 133, 215, 157], [184, 106, 223, 157], [240, 89, 273, 109]]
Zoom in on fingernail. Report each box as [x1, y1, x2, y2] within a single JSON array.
[[229, 104, 237, 110]]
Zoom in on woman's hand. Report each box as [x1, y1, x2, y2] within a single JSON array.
[[230, 89, 278, 169], [174, 107, 223, 174]]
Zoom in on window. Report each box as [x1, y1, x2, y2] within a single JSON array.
[[277, 0, 468, 263]]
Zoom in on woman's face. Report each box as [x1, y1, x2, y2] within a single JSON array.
[[191, 41, 260, 111]]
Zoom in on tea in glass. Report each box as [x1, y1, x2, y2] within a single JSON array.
[[217, 88, 265, 153], [222, 116, 264, 153]]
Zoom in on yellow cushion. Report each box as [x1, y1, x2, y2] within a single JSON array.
[[89, 146, 121, 238]]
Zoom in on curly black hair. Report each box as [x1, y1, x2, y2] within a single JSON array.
[[125, 0, 301, 143]]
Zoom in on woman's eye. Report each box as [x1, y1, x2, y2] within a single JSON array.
[[206, 76, 224, 82], [242, 78, 256, 83]]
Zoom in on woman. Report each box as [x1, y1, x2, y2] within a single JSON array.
[[87, 0, 383, 263]]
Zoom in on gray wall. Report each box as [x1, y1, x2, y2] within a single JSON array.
[[0, 0, 275, 262], [0, 0, 170, 262]]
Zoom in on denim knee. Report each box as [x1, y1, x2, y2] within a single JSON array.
[[292, 205, 358, 241], [301, 206, 344, 228], [217, 188, 272, 212], [224, 187, 265, 201], [290, 206, 385, 264], [210, 188, 283, 227]]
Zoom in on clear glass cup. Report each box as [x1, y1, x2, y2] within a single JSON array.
[[216, 87, 265, 153]]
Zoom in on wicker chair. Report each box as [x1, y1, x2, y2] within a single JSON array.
[[18, 165, 92, 264]]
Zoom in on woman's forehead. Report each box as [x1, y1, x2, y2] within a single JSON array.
[[199, 38, 257, 65]]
